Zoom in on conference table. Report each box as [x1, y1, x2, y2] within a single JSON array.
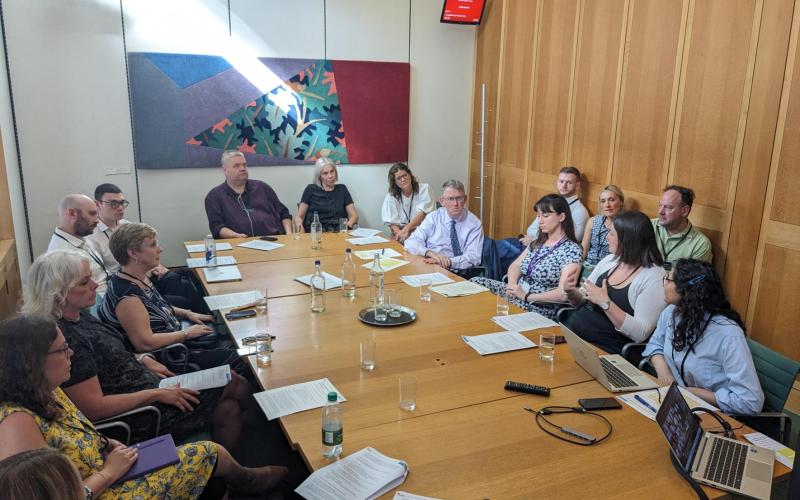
[[187, 232, 791, 499]]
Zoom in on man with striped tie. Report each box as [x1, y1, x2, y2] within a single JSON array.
[[404, 179, 484, 273]]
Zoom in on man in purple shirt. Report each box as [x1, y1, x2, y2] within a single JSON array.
[[404, 179, 484, 270], [204, 150, 293, 238]]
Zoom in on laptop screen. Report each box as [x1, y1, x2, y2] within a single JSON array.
[[656, 384, 701, 468]]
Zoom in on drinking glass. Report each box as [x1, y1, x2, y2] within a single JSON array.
[[360, 338, 376, 371], [419, 279, 432, 302], [374, 293, 388, 322], [496, 291, 510, 316], [339, 218, 348, 233], [399, 375, 417, 412], [539, 334, 556, 362], [255, 335, 272, 367], [292, 219, 302, 240]]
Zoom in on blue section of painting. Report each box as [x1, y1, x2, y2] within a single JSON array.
[[144, 53, 232, 89]]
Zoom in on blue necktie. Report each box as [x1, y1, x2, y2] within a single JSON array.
[[450, 220, 463, 257]]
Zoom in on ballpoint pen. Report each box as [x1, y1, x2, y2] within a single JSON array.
[[634, 394, 658, 414]]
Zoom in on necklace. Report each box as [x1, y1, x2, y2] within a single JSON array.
[[606, 263, 641, 288], [119, 270, 154, 291]]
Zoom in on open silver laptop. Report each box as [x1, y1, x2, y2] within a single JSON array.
[[560, 323, 657, 392], [657, 383, 773, 499]]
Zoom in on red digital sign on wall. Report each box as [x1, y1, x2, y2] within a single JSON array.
[[440, 0, 486, 25]]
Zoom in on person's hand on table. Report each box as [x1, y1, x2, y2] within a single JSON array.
[[185, 311, 213, 324], [505, 283, 525, 300]]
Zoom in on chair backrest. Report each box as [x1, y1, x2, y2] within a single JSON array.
[[747, 338, 800, 413]]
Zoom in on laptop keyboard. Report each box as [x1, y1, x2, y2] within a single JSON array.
[[600, 357, 637, 388], [703, 438, 747, 489]]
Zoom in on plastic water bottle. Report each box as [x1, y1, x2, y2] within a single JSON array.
[[341, 248, 356, 298], [368, 254, 384, 306], [204, 234, 216, 268], [310, 260, 326, 313], [322, 391, 342, 459], [310, 211, 322, 250]]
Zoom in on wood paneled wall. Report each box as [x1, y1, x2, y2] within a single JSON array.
[[470, 0, 800, 360], [0, 129, 21, 320]]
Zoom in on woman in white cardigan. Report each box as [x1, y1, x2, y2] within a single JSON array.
[[563, 211, 667, 358]]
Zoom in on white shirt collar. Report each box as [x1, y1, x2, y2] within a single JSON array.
[[54, 227, 85, 247]]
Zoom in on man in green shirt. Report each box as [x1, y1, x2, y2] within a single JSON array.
[[651, 185, 712, 267]]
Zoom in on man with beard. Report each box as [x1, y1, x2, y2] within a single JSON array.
[[47, 194, 110, 293]]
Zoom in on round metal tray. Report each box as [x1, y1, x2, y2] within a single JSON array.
[[357, 305, 417, 327]]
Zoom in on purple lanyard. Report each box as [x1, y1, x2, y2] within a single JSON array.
[[525, 236, 568, 280]]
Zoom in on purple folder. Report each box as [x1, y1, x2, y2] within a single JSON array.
[[115, 434, 180, 483]]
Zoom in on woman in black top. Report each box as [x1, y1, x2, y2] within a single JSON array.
[[295, 157, 358, 231]]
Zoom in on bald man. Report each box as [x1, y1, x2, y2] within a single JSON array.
[[47, 194, 109, 292]]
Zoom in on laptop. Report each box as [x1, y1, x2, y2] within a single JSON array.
[[656, 383, 774, 499], [560, 323, 658, 392]]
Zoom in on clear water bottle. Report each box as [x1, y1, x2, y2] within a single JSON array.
[[368, 254, 384, 306], [341, 248, 356, 298], [322, 391, 342, 459], [204, 234, 216, 268], [310, 260, 326, 313], [310, 211, 322, 250]]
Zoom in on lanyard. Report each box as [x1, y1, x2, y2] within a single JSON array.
[[671, 315, 713, 386], [53, 232, 109, 278], [593, 217, 609, 253], [400, 192, 415, 224], [661, 223, 692, 260], [525, 236, 568, 280]]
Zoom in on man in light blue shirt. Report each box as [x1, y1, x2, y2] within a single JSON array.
[[404, 180, 484, 271]]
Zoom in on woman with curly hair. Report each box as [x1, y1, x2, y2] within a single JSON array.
[[642, 259, 763, 415], [381, 163, 434, 243]]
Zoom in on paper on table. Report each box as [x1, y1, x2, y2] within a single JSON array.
[[185, 242, 232, 253], [348, 227, 383, 237], [346, 236, 390, 246], [353, 248, 403, 260], [294, 271, 345, 290], [360, 257, 409, 272], [462, 331, 537, 355], [616, 386, 718, 422], [253, 378, 346, 420], [159, 365, 231, 391], [431, 281, 488, 297], [203, 265, 242, 283], [492, 312, 558, 332], [204, 290, 263, 311], [295, 447, 408, 500], [744, 432, 795, 469], [393, 492, 443, 500], [400, 272, 455, 287], [186, 256, 237, 268], [237, 239, 285, 252]]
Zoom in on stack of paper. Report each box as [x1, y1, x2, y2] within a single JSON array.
[[254, 378, 345, 420], [353, 248, 402, 260], [346, 236, 390, 246], [204, 290, 263, 311], [359, 257, 409, 272], [203, 265, 242, 283], [185, 242, 232, 253], [400, 272, 454, 287], [431, 281, 488, 297], [462, 331, 537, 355], [616, 386, 718, 421], [744, 432, 795, 469], [492, 312, 557, 332], [159, 365, 231, 391], [186, 256, 237, 268], [348, 227, 383, 237], [295, 447, 409, 500], [237, 239, 285, 251], [295, 272, 345, 290]]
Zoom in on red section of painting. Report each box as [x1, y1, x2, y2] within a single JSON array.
[[331, 60, 410, 164]]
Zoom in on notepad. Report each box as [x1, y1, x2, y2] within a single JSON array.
[[115, 435, 180, 484], [254, 378, 345, 420], [294, 271, 344, 290], [431, 280, 488, 297], [185, 242, 232, 253], [616, 386, 718, 421], [295, 447, 408, 500], [204, 290, 264, 311], [237, 239, 285, 251], [400, 272, 454, 287], [744, 432, 795, 469], [462, 331, 537, 355], [492, 312, 557, 332], [348, 227, 383, 238], [158, 365, 231, 391], [186, 256, 237, 268], [353, 248, 403, 260], [346, 236, 390, 245], [203, 265, 242, 282], [360, 257, 409, 272]]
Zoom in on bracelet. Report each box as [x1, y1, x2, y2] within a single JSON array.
[[524, 291, 534, 303]]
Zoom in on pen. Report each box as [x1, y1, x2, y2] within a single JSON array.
[[634, 394, 658, 414]]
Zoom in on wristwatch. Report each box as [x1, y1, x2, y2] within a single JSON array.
[[85, 484, 94, 500], [599, 299, 611, 311]]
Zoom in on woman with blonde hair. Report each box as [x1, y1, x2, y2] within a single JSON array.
[[581, 185, 625, 268], [0, 448, 85, 500], [295, 157, 358, 231]]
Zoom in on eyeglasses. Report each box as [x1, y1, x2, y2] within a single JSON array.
[[101, 200, 130, 209], [661, 276, 674, 286], [47, 341, 71, 356], [443, 196, 465, 203], [394, 173, 410, 182]]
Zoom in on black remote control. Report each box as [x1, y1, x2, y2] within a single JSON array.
[[504, 381, 550, 396]]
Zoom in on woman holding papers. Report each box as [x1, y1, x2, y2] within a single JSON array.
[[0, 315, 288, 499], [23, 249, 254, 448], [563, 211, 667, 358], [642, 259, 763, 415], [295, 157, 358, 232], [381, 163, 435, 243], [472, 194, 582, 320]]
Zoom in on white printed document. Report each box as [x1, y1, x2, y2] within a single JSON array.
[[185, 242, 232, 253], [294, 271, 344, 290], [348, 227, 383, 238], [393, 493, 442, 500], [744, 432, 795, 469], [295, 447, 408, 500], [254, 378, 346, 420], [186, 256, 237, 268], [616, 386, 718, 421], [237, 239, 285, 252], [360, 257, 409, 272], [400, 272, 454, 287], [204, 290, 264, 311], [353, 248, 403, 260], [431, 281, 488, 297], [492, 312, 558, 331], [203, 265, 242, 283], [346, 236, 390, 246], [159, 365, 231, 391], [462, 331, 537, 355]]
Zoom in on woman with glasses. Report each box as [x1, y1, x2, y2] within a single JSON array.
[[581, 185, 625, 270], [295, 157, 358, 232], [381, 163, 434, 243], [563, 211, 667, 358], [472, 194, 582, 320], [642, 259, 763, 414], [0, 315, 288, 499]]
